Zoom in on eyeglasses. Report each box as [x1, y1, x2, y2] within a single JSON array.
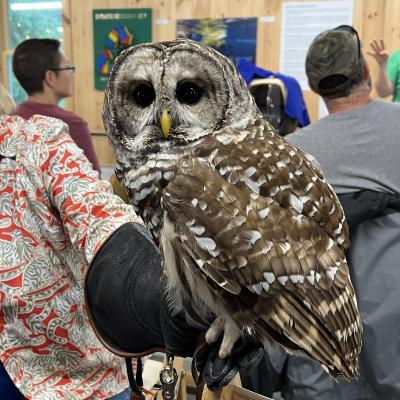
[[49, 66, 76, 73]]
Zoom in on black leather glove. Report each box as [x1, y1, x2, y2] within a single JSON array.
[[85, 222, 263, 391], [160, 299, 205, 357], [194, 335, 265, 391], [85, 222, 201, 357]]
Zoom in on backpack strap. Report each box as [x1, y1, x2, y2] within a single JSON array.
[[338, 190, 400, 229]]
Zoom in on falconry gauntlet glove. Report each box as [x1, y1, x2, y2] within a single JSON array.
[[85, 222, 264, 393], [85, 222, 200, 357]]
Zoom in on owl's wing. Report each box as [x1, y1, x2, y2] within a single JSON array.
[[195, 123, 350, 252], [162, 151, 361, 379]]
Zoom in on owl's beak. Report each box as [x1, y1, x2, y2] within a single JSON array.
[[160, 110, 171, 139]]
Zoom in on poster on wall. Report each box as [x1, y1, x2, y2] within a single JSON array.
[[280, 1, 353, 91], [93, 8, 152, 90], [176, 17, 257, 66]]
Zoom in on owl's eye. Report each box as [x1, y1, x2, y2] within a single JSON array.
[[132, 82, 156, 108], [176, 81, 203, 105]]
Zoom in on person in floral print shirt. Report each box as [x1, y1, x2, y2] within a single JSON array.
[[0, 83, 202, 400]]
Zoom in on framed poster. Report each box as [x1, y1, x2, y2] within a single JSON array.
[[177, 17, 257, 65], [93, 8, 152, 90]]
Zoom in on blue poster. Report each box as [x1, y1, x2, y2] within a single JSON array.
[[176, 17, 257, 65]]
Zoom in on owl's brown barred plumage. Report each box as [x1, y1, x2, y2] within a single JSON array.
[[104, 39, 362, 379]]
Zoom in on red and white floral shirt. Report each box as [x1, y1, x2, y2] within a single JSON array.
[[0, 115, 142, 399]]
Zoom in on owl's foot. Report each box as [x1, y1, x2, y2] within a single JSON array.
[[205, 316, 241, 359]]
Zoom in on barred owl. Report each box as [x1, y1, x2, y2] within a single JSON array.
[[104, 39, 362, 379]]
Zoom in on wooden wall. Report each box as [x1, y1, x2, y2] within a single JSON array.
[[62, 0, 400, 165], [0, 1, 10, 89]]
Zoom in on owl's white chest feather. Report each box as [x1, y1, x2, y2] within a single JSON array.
[[161, 215, 225, 317]]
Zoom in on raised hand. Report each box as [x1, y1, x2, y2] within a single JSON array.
[[368, 38, 390, 65]]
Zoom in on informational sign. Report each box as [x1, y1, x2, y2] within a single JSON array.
[[280, 1, 353, 90], [177, 17, 257, 66], [93, 8, 152, 90]]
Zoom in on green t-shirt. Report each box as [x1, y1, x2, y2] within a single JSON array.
[[387, 49, 400, 102]]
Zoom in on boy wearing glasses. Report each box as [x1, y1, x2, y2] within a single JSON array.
[[12, 38, 101, 175]]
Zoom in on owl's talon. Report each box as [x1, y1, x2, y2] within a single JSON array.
[[218, 325, 241, 358], [218, 349, 228, 359], [206, 316, 241, 358], [205, 316, 224, 344]]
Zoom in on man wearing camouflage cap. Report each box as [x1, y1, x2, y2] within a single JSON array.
[[284, 24, 400, 400], [306, 26, 366, 98], [241, 25, 400, 400]]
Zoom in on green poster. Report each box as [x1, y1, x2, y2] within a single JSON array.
[[93, 8, 152, 90]]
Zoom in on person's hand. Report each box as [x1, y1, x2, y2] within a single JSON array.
[[193, 335, 264, 391], [367, 38, 390, 66]]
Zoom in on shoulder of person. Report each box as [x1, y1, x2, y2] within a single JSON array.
[[13, 101, 27, 114], [0, 115, 26, 143], [26, 114, 70, 142], [59, 108, 88, 127], [370, 98, 400, 113], [387, 50, 400, 70], [284, 122, 320, 143], [390, 49, 400, 59]]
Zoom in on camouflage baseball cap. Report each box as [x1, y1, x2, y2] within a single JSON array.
[[306, 25, 364, 97]]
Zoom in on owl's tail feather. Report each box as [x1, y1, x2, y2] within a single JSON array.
[[306, 283, 362, 363], [261, 290, 359, 380], [274, 295, 349, 376]]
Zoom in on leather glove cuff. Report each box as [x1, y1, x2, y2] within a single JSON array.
[[85, 222, 165, 356], [85, 222, 203, 358]]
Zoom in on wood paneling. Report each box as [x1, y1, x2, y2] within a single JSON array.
[[92, 134, 115, 165], [64, 0, 400, 164]]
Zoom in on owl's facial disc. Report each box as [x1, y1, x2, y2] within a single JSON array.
[[109, 41, 258, 153]]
